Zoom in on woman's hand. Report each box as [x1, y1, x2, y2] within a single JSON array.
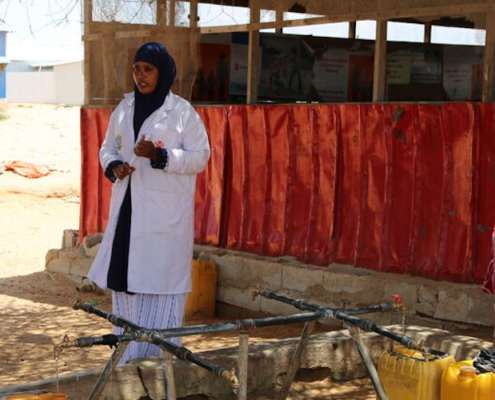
[[113, 162, 135, 180], [134, 135, 158, 160]]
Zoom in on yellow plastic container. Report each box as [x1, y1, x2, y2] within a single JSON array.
[[441, 360, 495, 400], [185, 260, 218, 318], [6, 393, 67, 400], [378, 346, 455, 400]]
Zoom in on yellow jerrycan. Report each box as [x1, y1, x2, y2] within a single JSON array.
[[441, 360, 495, 400], [378, 345, 455, 400]]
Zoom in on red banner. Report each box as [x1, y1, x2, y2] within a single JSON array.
[[80, 103, 495, 284]]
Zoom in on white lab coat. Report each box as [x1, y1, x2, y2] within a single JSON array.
[[87, 91, 210, 294]]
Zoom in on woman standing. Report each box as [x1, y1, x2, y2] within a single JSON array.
[[87, 42, 210, 363]]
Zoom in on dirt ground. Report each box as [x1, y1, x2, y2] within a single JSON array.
[[0, 103, 375, 399]]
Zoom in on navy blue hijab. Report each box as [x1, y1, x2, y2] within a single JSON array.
[[133, 42, 176, 139]]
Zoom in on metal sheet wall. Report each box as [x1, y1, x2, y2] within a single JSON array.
[[80, 103, 495, 284]]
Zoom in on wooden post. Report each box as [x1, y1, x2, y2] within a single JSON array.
[[373, 20, 388, 102], [157, 0, 166, 26], [169, 0, 176, 27], [483, 10, 495, 102], [83, 0, 92, 105], [424, 22, 432, 43], [275, 7, 283, 34], [349, 21, 356, 39], [190, 0, 198, 28], [247, 0, 260, 105]]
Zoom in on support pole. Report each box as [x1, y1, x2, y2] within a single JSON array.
[[83, 0, 92, 105], [169, 0, 176, 27], [276, 321, 315, 400], [347, 326, 389, 400], [247, 0, 260, 105], [190, 0, 198, 28], [237, 332, 249, 400], [87, 343, 129, 400], [424, 22, 432, 44], [275, 7, 284, 34], [157, 0, 166, 26], [373, 20, 388, 102], [349, 21, 357, 39], [162, 352, 177, 400], [483, 10, 495, 102]]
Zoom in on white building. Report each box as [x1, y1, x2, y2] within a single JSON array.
[[6, 59, 83, 104]]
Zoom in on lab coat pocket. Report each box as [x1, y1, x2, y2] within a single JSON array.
[[146, 190, 188, 235]]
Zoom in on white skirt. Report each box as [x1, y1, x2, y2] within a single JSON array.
[[112, 291, 187, 364]]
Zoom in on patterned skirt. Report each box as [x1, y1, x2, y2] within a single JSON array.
[[112, 291, 187, 364]]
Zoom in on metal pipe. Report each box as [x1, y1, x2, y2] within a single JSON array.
[[256, 289, 428, 353], [276, 321, 315, 400], [237, 332, 249, 400], [347, 326, 389, 400], [149, 332, 240, 387], [87, 342, 129, 400], [74, 301, 141, 332]]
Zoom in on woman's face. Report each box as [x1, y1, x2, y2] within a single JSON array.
[[133, 61, 159, 95]]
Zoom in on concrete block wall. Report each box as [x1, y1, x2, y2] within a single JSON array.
[[46, 231, 494, 330], [193, 245, 494, 330]]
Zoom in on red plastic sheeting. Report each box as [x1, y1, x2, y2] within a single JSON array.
[[80, 103, 495, 284]]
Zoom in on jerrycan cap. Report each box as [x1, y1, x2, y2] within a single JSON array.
[[459, 366, 477, 379]]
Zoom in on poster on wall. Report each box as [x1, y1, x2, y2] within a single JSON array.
[[410, 47, 442, 84], [192, 43, 231, 102], [258, 35, 314, 100], [313, 48, 349, 102], [387, 50, 412, 85], [443, 46, 483, 101]]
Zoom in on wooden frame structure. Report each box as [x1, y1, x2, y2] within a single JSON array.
[[83, 0, 495, 105]]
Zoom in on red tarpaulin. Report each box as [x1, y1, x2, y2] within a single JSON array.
[[80, 103, 495, 284]]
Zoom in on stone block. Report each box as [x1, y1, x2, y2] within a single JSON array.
[[217, 285, 261, 312], [83, 233, 103, 249], [62, 229, 78, 249], [282, 264, 325, 294], [417, 284, 438, 317], [434, 288, 469, 322], [85, 242, 100, 259], [45, 248, 60, 264], [466, 288, 493, 326], [70, 257, 93, 278], [46, 256, 71, 274]]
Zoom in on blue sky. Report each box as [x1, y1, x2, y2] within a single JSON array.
[[0, 1, 487, 61]]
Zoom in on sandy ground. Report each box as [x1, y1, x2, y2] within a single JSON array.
[[0, 103, 375, 399]]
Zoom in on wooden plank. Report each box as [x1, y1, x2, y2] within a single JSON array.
[[169, 0, 176, 27], [157, 0, 166, 26], [424, 22, 432, 43], [349, 21, 356, 39], [190, 0, 199, 28], [247, 0, 260, 105], [82, 26, 191, 41], [373, 20, 388, 102], [483, 10, 495, 101], [199, 2, 490, 34], [275, 7, 283, 34], [84, 0, 92, 105]]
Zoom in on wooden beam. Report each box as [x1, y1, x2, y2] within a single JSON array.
[[349, 21, 356, 39], [424, 22, 432, 43], [82, 26, 191, 42], [190, 0, 199, 28], [275, 7, 283, 34], [157, 0, 166, 26], [373, 20, 388, 102], [247, 1, 260, 105], [199, 2, 490, 34], [83, 0, 92, 105], [483, 10, 495, 101], [169, 0, 176, 27]]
